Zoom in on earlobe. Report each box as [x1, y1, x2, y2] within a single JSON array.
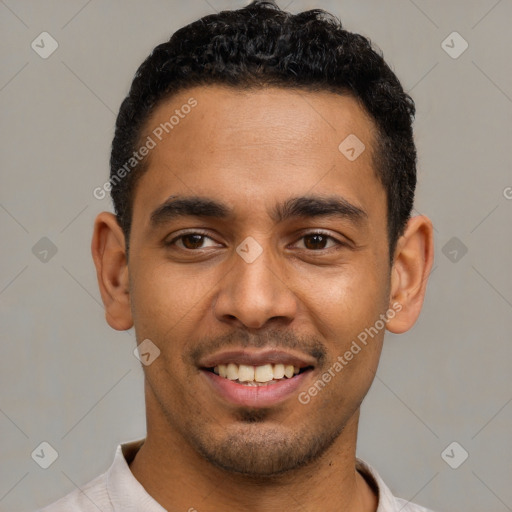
[[386, 215, 434, 334], [91, 212, 134, 331]]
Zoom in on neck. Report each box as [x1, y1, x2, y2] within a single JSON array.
[[130, 392, 377, 512]]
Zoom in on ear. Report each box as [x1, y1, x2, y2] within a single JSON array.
[[386, 215, 434, 334], [91, 212, 133, 331]]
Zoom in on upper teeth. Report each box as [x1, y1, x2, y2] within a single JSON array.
[[214, 363, 301, 382]]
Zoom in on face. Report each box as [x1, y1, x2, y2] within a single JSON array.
[[125, 86, 392, 476]]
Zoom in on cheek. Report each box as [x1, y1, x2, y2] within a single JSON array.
[[298, 264, 388, 404], [130, 258, 213, 333], [314, 268, 388, 395], [129, 261, 221, 389], [299, 263, 388, 345]]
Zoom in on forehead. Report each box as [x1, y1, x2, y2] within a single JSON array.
[[132, 85, 384, 229]]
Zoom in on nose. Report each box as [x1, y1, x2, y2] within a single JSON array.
[[213, 240, 298, 330]]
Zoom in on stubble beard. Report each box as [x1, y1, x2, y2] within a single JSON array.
[[183, 407, 346, 478]]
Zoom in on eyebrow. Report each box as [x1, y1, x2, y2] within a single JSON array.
[[271, 195, 367, 224], [149, 194, 367, 229], [149, 196, 231, 228]]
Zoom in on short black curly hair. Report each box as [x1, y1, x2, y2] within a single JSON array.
[[109, 0, 417, 260]]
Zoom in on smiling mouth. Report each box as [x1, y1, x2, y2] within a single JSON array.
[[205, 363, 313, 386]]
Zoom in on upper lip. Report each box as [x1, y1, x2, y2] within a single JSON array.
[[199, 349, 316, 369]]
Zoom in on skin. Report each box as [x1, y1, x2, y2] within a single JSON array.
[[92, 85, 434, 512]]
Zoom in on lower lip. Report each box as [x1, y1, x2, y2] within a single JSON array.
[[201, 370, 311, 408]]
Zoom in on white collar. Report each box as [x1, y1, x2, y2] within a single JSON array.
[[106, 439, 429, 512]]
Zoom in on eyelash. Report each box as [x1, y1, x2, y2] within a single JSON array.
[[165, 230, 345, 251]]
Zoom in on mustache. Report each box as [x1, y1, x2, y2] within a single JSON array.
[[187, 328, 327, 367]]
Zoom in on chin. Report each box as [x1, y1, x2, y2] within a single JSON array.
[[189, 420, 343, 477]]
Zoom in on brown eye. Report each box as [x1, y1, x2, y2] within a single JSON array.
[[300, 233, 338, 250], [303, 234, 327, 250], [180, 234, 206, 249], [165, 231, 220, 251]]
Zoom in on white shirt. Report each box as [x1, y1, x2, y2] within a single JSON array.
[[39, 439, 435, 512]]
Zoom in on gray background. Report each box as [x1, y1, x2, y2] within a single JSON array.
[[1, 0, 511, 511]]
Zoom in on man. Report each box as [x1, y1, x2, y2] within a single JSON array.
[[41, 1, 435, 510]]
